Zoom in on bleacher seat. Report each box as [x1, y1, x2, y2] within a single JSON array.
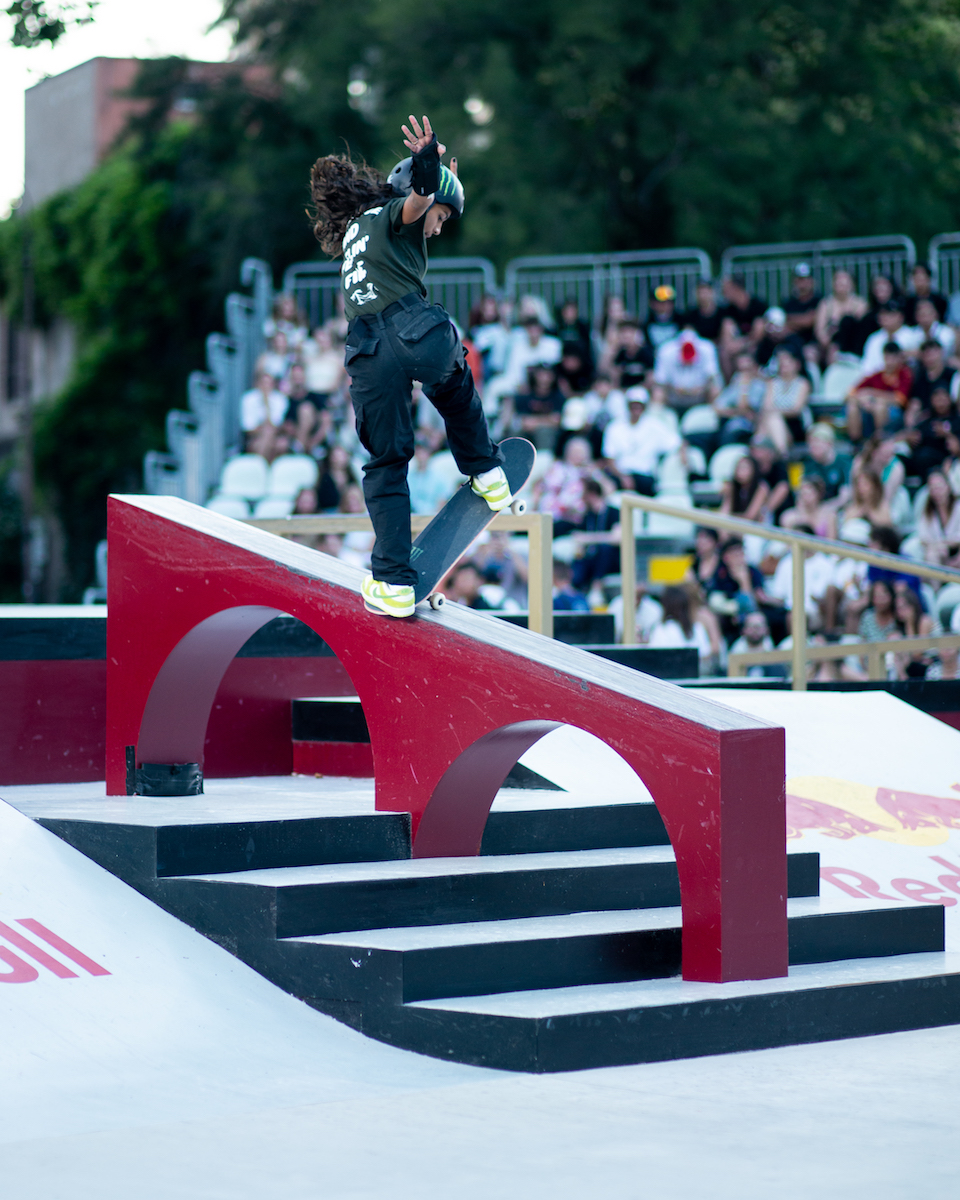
[[819, 362, 860, 401], [679, 405, 719, 436], [206, 495, 250, 519], [219, 454, 269, 501], [268, 454, 319, 499], [252, 496, 295, 519], [708, 444, 747, 486]]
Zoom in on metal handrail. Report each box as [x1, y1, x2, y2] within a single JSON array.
[[729, 632, 960, 679], [246, 511, 554, 638], [617, 494, 960, 689]]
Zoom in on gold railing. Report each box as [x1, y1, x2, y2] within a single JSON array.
[[247, 511, 555, 638], [618, 494, 960, 690]]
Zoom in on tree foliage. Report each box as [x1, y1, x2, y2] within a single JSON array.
[[223, 0, 960, 261], [4, 0, 96, 48], [4, 0, 960, 593]]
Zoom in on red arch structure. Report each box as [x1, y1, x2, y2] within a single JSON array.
[[106, 495, 787, 983]]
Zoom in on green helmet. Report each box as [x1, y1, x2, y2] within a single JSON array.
[[388, 157, 464, 218]]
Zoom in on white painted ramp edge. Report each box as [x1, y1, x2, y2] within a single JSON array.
[[0, 798, 489, 1145]]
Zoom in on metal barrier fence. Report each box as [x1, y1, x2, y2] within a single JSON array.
[[719, 235, 917, 304], [282, 257, 497, 331], [617, 494, 960, 689], [503, 248, 712, 327], [246, 511, 554, 638], [929, 233, 960, 298]]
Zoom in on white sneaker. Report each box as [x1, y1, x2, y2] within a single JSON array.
[[470, 465, 512, 511], [361, 574, 416, 618]]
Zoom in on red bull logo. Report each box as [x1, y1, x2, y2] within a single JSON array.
[[786, 777, 960, 846]]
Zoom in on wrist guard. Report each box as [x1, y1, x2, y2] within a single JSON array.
[[411, 134, 442, 196]]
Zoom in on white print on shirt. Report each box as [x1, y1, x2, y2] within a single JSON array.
[[351, 283, 378, 306], [342, 221, 360, 246]]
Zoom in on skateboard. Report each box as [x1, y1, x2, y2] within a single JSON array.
[[410, 437, 536, 611]]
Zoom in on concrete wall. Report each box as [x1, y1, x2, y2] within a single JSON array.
[[24, 58, 141, 210]]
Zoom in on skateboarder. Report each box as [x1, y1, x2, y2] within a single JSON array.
[[309, 114, 511, 617]]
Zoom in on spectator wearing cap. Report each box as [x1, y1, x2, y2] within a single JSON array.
[[757, 341, 811, 452], [644, 285, 682, 352], [601, 388, 682, 495], [847, 342, 912, 441], [753, 306, 791, 368], [783, 263, 821, 351], [815, 270, 868, 363], [682, 280, 725, 343], [802, 422, 854, 501], [858, 300, 912, 376], [904, 263, 949, 325], [651, 327, 722, 413], [719, 274, 767, 377]]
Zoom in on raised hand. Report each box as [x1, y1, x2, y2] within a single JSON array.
[[401, 114, 446, 159]]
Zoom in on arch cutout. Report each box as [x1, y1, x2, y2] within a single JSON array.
[[106, 494, 787, 983]]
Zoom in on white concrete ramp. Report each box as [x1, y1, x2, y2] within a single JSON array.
[[0, 797, 483, 1146]]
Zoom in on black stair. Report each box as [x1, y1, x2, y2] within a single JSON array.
[[30, 788, 957, 1072]]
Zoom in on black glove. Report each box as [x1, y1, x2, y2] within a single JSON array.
[[411, 134, 441, 196]]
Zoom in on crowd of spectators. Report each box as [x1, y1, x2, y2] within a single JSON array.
[[224, 265, 960, 678]]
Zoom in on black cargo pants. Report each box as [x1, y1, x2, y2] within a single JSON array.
[[345, 292, 503, 586]]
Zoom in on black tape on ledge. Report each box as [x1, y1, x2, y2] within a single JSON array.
[[135, 762, 204, 797]]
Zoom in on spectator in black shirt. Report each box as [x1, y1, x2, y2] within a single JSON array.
[[644, 284, 682, 352], [720, 274, 766, 377], [904, 386, 960, 480], [910, 340, 956, 408], [283, 364, 331, 454], [571, 479, 621, 590], [610, 319, 655, 389], [683, 280, 725, 342], [904, 263, 948, 324], [750, 436, 794, 522], [514, 364, 566, 451], [844, 274, 902, 357], [783, 263, 821, 347], [556, 298, 594, 388]]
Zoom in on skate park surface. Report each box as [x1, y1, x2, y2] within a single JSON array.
[[3, 691, 959, 1198]]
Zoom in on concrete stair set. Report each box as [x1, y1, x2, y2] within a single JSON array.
[[37, 776, 957, 1073]]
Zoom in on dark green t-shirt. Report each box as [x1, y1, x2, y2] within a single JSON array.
[[341, 197, 428, 321]]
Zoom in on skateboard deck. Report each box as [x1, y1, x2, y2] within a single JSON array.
[[410, 438, 536, 607]]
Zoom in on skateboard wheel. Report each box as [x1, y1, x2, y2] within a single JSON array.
[[510, 499, 526, 515], [428, 592, 445, 610]]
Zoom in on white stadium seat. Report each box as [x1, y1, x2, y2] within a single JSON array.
[[205, 495, 251, 519], [219, 454, 269, 501], [267, 454, 319, 499]]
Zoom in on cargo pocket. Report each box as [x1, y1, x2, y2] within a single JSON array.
[[394, 305, 450, 343], [344, 337, 379, 365]]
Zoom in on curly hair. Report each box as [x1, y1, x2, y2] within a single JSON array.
[[308, 153, 396, 257]]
